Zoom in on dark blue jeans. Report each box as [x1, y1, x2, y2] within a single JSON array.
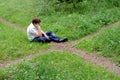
[[33, 31, 60, 43]]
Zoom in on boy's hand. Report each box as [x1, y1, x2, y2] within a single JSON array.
[[45, 34, 49, 39]]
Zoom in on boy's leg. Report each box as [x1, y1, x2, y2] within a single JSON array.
[[46, 31, 60, 42], [46, 31, 68, 42], [33, 36, 51, 43]]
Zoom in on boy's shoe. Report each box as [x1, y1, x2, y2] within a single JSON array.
[[59, 38, 68, 42]]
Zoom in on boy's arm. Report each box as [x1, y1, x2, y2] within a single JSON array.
[[36, 26, 49, 39], [36, 27, 42, 37], [41, 30, 49, 39]]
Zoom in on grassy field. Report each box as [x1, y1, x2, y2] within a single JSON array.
[[0, 22, 50, 63], [0, 0, 120, 40], [0, 0, 120, 79], [75, 25, 120, 66], [0, 51, 120, 80]]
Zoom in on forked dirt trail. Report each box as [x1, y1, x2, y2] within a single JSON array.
[[0, 18, 120, 75]]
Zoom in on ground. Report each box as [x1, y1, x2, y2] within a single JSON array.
[[0, 18, 120, 76]]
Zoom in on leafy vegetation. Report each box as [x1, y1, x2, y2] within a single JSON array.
[[0, 22, 50, 62], [1, 51, 120, 80], [75, 25, 120, 65], [0, 0, 120, 40]]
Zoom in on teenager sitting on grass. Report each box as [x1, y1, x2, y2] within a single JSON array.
[[27, 18, 68, 43]]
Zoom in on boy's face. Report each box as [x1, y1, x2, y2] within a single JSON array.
[[34, 23, 40, 28]]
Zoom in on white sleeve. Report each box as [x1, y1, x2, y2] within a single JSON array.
[[30, 28, 38, 35]]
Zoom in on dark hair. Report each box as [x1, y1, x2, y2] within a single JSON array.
[[32, 18, 41, 24]]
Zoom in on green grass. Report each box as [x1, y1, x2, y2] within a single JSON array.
[[0, 51, 120, 80], [75, 25, 120, 65], [0, 1, 120, 79], [0, 22, 50, 63], [0, 0, 120, 40], [0, 0, 36, 27]]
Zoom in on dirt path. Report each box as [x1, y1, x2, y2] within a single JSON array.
[[0, 18, 26, 32], [52, 42, 120, 75], [0, 18, 120, 75], [0, 48, 53, 69]]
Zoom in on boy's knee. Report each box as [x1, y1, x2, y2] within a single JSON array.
[[46, 31, 52, 35]]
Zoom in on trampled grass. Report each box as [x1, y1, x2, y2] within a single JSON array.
[[0, 51, 120, 80], [0, 22, 50, 63], [0, 0, 120, 40], [75, 25, 120, 65]]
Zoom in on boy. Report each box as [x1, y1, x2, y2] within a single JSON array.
[[27, 18, 68, 43]]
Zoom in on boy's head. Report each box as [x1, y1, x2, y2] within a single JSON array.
[[32, 18, 41, 24]]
